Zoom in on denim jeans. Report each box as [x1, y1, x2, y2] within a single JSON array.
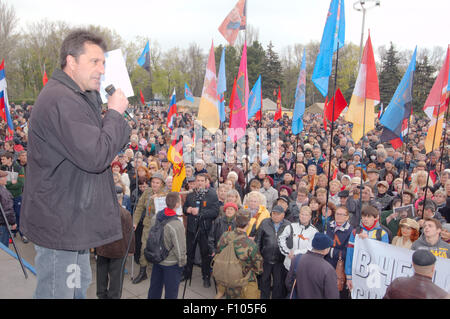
[[12, 196, 22, 236], [148, 263, 183, 299], [34, 244, 92, 299], [0, 225, 10, 247]]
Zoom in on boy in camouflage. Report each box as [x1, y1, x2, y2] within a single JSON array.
[[216, 210, 263, 299]]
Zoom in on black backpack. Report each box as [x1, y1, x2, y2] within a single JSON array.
[[144, 216, 178, 264]]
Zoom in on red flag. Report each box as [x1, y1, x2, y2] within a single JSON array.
[[323, 96, 329, 130], [324, 88, 347, 123], [255, 90, 262, 121], [423, 45, 449, 119], [274, 87, 282, 121], [228, 77, 237, 129], [139, 89, 145, 105], [42, 71, 48, 86]]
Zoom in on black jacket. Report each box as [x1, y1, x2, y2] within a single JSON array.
[[21, 69, 131, 250], [255, 218, 290, 264], [207, 216, 236, 254], [183, 188, 219, 234]]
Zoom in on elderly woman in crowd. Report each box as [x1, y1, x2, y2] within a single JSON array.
[[243, 191, 270, 238]]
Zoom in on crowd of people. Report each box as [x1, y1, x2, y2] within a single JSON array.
[[1, 70, 450, 299]]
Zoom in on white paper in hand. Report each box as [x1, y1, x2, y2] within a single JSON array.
[[99, 49, 134, 103]]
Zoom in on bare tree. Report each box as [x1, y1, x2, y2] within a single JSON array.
[[0, 0, 19, 62]]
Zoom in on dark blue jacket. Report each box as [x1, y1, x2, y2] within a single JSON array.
[[325, 220, 353, 269]]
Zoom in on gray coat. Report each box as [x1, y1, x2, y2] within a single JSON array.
[[294, 251, 339, 299], [21, 69, 131, 250]]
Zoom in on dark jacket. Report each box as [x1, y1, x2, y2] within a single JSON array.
[[96, 207, 135, 259], [0, 185, 15, 226], [255, 218, 290, 264], [21, 69, 131, 250], [294, 251, 339, 299], [208, 215, 236, 254], [383, 273, 449, 299], [183, 188, 219, 234], [325, 221, 352, 268]]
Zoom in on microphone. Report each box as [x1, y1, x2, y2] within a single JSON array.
[[104, 84, 137, 124]]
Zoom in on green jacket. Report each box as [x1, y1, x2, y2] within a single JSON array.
[[217, 229, 263, 283], [3, 163, 25, 198], [380, 209, 400, 237]]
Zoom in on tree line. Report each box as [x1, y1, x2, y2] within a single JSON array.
[[0, 1, 445, 116]]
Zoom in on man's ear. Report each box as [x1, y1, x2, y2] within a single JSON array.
[[66, 55, 77, 71]]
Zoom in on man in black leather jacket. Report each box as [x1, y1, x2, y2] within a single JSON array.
[[255, 205, 291, 299], [183, 173, 219, 288]]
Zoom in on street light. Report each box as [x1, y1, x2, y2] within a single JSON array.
[[353, 0, 380, 64]]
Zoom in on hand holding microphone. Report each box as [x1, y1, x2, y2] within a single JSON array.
[[105, 84, 137, 124]]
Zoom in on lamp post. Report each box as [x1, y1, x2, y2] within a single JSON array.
[[353, 0, 381, 64]]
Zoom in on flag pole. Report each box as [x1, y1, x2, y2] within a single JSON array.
[[357, 84, 368, 227], [324, 40, 341, 233], [399, 113, 413, 206], [438, 97, 450, 173], [399, 69, 416, 206], [422, 103, 443, 208]]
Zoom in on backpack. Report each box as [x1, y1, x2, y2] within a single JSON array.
[[212, 234, 251, 288], [144, 216, 177, 264]]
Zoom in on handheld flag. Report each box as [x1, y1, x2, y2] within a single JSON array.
[[0, 60, 14, 134], [312, 0, 345, 97], [423, 45, 449, 153], [344, 33, 379, 143], [292, 50, 307, 135], [167, 88, 177, 132], [380, 47, 417, 149], [248, 75, 262, 119], [139, 89, 145, 105], [217, 47, 227, 122], [197, 41, 220, 134], [229, 42, 249, 142], [137, 41, 151, 72], [377, 103, 384, 120], [323, 87, 347, 131], [274, 87, 282, 121], [184, 83, 194, 103], [218, 0, 246, 46], [228, 77, 237, 128], [168, 136, 186, 192], [42, 70, 48, 86]]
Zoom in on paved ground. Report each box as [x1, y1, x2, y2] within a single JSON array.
[[0, 238, 217, 299]]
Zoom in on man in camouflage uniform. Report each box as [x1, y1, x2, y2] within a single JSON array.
[[132, 172, 167, 284], [216, 211, 263, 299]]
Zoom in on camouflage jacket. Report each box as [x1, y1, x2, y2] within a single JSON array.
[[132, 187, 168, 228], [217, 229, 263, 283]]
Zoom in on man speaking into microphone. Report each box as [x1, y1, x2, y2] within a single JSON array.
[[21, 30, 131, 299]]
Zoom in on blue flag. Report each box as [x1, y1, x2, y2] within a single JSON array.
[[248, 75, 262, 119], [217, 47, 227, 122], [380, 47, 417, 142], [184, 83, 194, 103], [137, 41, 150, 72], [292, 49, 307, 135], [312, 0, 345, 97]]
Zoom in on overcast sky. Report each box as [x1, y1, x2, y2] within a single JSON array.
[[6, 0, 450, 55]]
